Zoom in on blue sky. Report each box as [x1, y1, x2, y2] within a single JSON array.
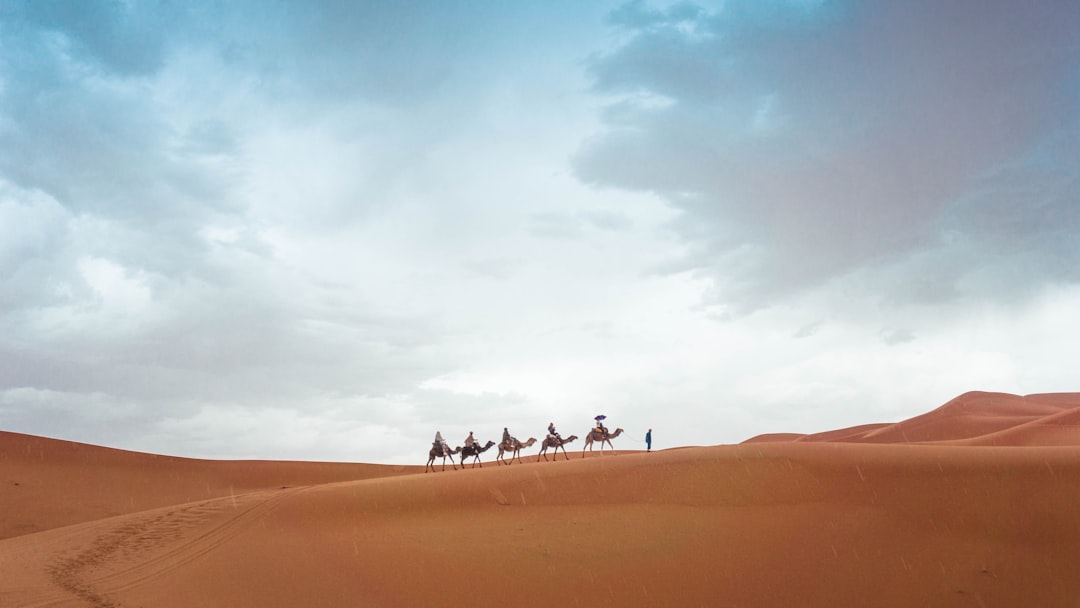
[[2, 1, 1079, 464]]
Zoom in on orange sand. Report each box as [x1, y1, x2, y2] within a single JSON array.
[[4, 391, 1080, 607]]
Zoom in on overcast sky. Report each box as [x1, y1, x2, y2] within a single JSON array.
[[2, 1, 1079, 464]]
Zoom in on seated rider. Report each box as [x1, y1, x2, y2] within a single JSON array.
[[434, 431, 448, 452], [596, 420, 608, 438], [465, 431, 478, 451], [502, 427, 512, 446], [547, 422, 560, 441]]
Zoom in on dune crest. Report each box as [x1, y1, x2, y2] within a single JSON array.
[[744, 391, 1080, 446], [4, 391, 1080, 607], [0, 430, 422, 540]]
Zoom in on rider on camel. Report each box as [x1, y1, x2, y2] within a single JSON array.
[[465, 431, 479, 451], [502, 427, 512, 446], [547, 422, 561, 442], [434, 431, 449, 453]]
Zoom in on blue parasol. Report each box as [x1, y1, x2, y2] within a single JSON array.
[[594, 414, 607, 421]]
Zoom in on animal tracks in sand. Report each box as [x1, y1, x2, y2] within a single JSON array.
[[44, 486, 304, 607]]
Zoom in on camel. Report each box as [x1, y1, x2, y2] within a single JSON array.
[[425, 443, 462, 473], [537, 434, 578, 462], [496, 437, 537, 465], [460, 440, 496, 468], [583, 427, 624, 455]]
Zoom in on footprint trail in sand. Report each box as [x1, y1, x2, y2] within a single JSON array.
[[42, 488, 300, 607]]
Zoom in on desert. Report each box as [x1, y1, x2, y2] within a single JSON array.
[[4, 391, 1080, 607]]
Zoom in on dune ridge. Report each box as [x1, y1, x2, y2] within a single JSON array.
[[743, 391, 1080, 445], [4, 391, 1080, 607], [0, 430, 422, 540]]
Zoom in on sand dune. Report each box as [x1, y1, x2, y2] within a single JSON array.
[[744, 391, 1080, 446], [0, 430, 423, 540], [4, 391, 1080, 607]]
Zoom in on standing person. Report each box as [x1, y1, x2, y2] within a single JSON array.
[[646, 428, 652, 452]]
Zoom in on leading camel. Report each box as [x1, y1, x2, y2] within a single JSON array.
[[537, 434, 578, 462], [425, 444, 462, 472], [583, 427, 624, 455], [460, 440, 496, 468], [496, 437, 537, 465]]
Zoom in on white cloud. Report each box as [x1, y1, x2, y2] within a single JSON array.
[[2, 1, 1078, 464], [76, 256, 152, 317]]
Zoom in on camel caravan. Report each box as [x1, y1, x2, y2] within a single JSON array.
[[425, 417, 625, 472]]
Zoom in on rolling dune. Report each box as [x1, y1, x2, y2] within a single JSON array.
[[4, 391, 1080, 607], [0, 430, 424, 541]]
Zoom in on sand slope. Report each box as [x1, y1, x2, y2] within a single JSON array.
[[4, 391, 1080, 607], [0, 430, 422, 540], [744, 391, 1080, 446]]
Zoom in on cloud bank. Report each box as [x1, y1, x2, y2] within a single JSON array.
[[577, 0, 1080, 312], [2, 1, 1078, 463]]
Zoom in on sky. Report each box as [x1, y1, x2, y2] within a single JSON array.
[[2, 1, 1079, 464]]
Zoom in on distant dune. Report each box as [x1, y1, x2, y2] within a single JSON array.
[[4, 391, 1080, 607], [0, 430, 423, 540], [744, 391, 1080, 446]]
